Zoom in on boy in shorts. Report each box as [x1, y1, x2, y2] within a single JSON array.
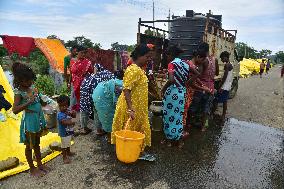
[[57, 95, 76, 164]]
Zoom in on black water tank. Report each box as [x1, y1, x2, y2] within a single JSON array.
[[169, 10, 222, 59]]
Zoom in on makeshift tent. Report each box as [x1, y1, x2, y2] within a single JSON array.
[[0, 65, 62, 179], [0, 35, 36, 57], [34, 38, 69, 73], [0, 35, 131, 74], [0, 35, 69, 73]]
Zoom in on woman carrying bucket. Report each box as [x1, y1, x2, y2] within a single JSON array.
[[111, 44, 152, 149]]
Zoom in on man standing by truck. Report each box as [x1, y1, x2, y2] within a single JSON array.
[[214, 51, 233, 122], [189, 42, 219, 132]]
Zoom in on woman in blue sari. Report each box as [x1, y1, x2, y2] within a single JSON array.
[[161, 46, 199, 148], [92, 71, 124, 139]]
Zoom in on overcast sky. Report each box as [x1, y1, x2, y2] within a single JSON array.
[[0, 0, 283, 53]]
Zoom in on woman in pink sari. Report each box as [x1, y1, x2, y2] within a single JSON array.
[[70, 48, 94, 111]]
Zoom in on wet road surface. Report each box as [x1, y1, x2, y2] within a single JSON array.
[[2, 118, 283, 189], [90, 118, 284, 189]]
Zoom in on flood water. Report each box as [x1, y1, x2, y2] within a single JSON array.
[[89, 118, 284, 189]]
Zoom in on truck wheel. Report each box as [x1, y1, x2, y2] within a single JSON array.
[[229, 78, 238, 99]]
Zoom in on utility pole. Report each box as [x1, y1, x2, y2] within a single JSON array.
[[152, 0, 155, 28], [168, 8, 170, 30]]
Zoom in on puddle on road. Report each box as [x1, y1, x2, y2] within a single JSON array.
[[90, 118, 284, 189]]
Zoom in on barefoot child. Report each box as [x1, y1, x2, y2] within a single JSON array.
[[214, 51, 233, 121], [57, 95, 76, 164], [11, 62, 49, 177]]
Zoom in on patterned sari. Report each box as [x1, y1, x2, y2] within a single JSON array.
[[71, 58, 93, 110], [80, 65, 114, 118], [162, 58, 190, 140], [183, 60, 197, 127]]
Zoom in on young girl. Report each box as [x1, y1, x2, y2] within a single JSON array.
[[12, 62, 50, 177]]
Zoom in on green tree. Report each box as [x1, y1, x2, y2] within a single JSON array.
[[275, 51, 284, 64], [10, 53, 20, 61], [47, 34, 65, 44], [144, 29, 163, 37], [65, 36, 101, 50], [47, 35, 59, 39], [28, 49, 50, 75], [93, 43, 102, 50], [0, 45, 8, 66], [0, 45, 8, 57], [111, 42, 127, 51], [111, 42, 136, 52], [235, 42, 258, 59], [127, 44, 136, 52], [259, 49, 272, 58]]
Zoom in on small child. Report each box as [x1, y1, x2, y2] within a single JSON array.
[[11, 62, 50, 177], [57, 95, 76, 164]]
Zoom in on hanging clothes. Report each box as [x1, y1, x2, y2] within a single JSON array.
[[113, 52, 118, 71], [86, 49, 115, 72], [113, 51, 122, 71], [0, 35, 36, 57], [119, 51, 130, 70], [99, 50, 115, 72]]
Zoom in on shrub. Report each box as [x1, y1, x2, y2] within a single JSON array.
[[29, 50, 50, 75], [35, 75, 55, 96], [58, 82, 70, 96]]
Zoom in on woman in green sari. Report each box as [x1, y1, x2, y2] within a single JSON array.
[[92, 71, 124, 135]]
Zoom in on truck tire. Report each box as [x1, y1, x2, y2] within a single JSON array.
[[229, 78, 238, 99]]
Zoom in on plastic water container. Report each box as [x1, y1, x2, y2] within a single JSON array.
[[42, 105, 57, 129]]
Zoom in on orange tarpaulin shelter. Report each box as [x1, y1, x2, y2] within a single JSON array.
[[0, 35, 69, 73], [34, 38, 69, 73]]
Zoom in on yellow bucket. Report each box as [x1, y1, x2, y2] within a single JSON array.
[[115, 130, 145, 163]]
